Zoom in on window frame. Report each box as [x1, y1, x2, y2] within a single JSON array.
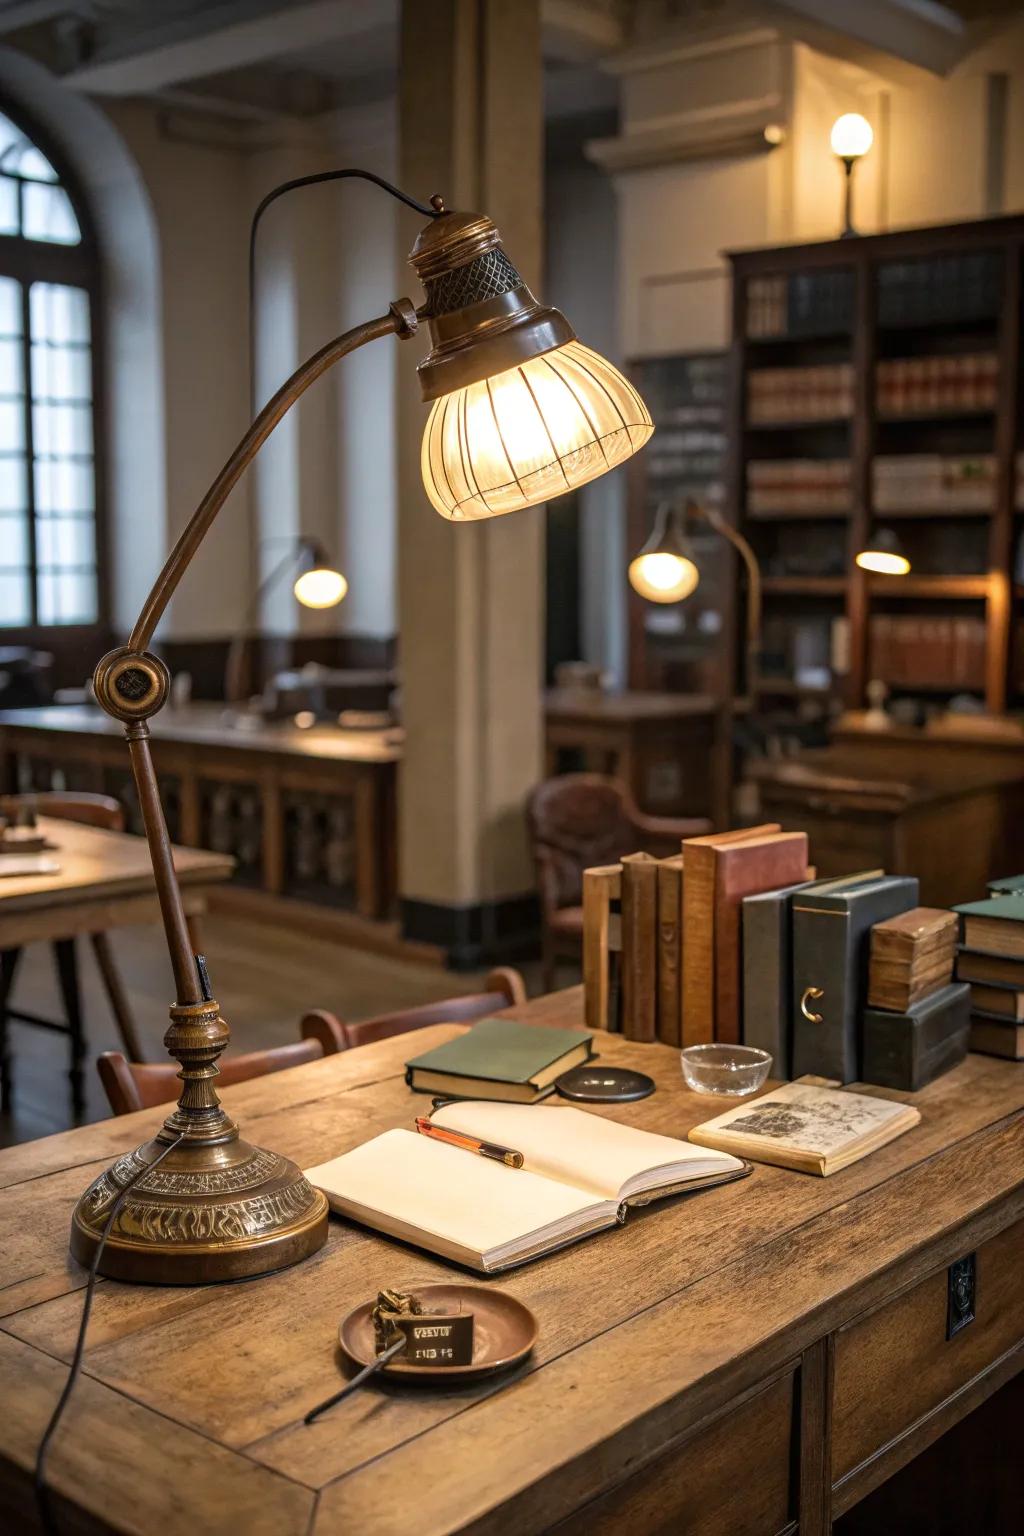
[[0, 91, 109, 653]]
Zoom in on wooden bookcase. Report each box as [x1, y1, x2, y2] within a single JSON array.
[[726, 213, 1024, 714]]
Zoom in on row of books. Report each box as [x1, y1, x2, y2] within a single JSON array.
[[745, 270, 854, 340], [747, 364, 854, 424], [873, 453, 996, 512], [876, 252, 1001, 328], [953, 879, 1024, 1059], [747, 457, 851, 514], [868, 615, 986, 691], [876, 353, 998, 415]]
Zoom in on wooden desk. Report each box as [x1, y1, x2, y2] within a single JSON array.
[[0, 818, 233, 1111], [545, 689, 731, 824], [1, 987, 1021, 1534], [0, 704, 400, 926], [753, 748, 1024, 907]]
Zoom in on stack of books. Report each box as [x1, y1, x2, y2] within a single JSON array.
[[953, 885, 1024, 1058], [747, 364, 854, 424], [867, 908, 957, 1011], [860, 908, 968, 1091], [876, 354, 998, 415], [872, 453, 996, 513]]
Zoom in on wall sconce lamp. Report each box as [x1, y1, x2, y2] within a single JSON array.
[[629, 499, 762, 699], [830, 112, 873, 238], [70, 171, 653, 1285], [855, 527, 911, 576]]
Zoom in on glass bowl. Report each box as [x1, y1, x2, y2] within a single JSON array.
[[680, 1043, 772, 1097]]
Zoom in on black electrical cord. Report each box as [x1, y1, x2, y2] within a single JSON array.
[[34, 1131, 187, 1536]]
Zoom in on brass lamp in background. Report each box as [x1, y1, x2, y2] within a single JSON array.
[[830, 112, 873, 238], [70, 174, 653, 1285], [855, 527, 911, 576], [629, 499, 762, 698], [223, 535, 347, 706]]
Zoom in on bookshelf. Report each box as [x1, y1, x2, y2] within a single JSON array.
[[726, 214, 1024, 714]]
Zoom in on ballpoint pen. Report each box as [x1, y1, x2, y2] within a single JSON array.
[[415, 1117, 525, 1168]]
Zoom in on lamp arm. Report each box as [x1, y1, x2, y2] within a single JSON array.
[[690, 501, 762, 696], [96, 300, 418, 1008]]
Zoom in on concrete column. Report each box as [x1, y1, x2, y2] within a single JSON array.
[[396, 0, 545, 965]]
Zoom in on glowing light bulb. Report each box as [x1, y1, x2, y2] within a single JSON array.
[[293, 566, 348, 609], [831, 113, 873, 160], [628, 550, 700, 604], [856, 548, 910, 576]]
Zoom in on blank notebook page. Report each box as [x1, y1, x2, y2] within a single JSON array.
[[306, 1128, 611, 1263]]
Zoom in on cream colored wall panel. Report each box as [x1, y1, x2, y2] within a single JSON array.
[[885, 73, 989, 228], [637, 270, 730, 356]]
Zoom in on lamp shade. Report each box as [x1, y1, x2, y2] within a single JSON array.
[[420, 340, 652, 520], [855, 527, 910, 576], [830, 113, 873, 160], [293, 565, 348, 608], [628, 502, 700, 604]]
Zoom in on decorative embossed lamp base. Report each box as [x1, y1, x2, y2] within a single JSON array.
[[70, 1133, 328, 1285]]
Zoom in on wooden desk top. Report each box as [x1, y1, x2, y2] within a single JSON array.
[[836, 710, 1024, 749], [0, 704, 404, 765], [0, 817, 233, 913], [1, 987, 1021, 1534], [545, 688, 725, 723], [752, 746, 1024, 807]]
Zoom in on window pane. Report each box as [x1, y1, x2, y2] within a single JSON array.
[[37, 514, 94, 566], [30, 284, 90, 344], [23, 182, 80, 245], [0, 399, 23, 451], [0, 337, 23, 398], [0, 513, 28, 565], [0, 457, 26, 512], [17, 144, 58, 183], [33, 455, 93, 514], [37, 567, 96, 625], [0, 175, 17, 237], [0, 569, 30, 626], [0, 276, 22, 338], [32, 401, 92, 456], [32, 342, 90, 402]]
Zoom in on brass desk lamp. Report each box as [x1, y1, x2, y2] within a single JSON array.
[[70, 171, 653, 1283]]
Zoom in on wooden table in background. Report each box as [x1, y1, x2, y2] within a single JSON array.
[[545, 689, 731, 824], [1, 986, 1021, 1534], [0, 818, 233, 1111], [0, 704, 400, 928]]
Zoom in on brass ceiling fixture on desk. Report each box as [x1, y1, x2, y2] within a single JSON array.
[[70, 172, 653, 1285]]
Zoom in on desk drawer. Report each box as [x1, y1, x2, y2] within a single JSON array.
[[832, 1216, 1024, 1482], [549, 1371, 793, 1536]]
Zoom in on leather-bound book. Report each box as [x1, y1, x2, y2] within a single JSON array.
[[969, 1015, 1024, 1059], [682, 825, 780, 1046], [621, 853, 658, 1043], [867, 907, 957, 1012], [713, 831, 809, 1045], [792, 874, 919, 1083], [656, 854, 684, 1047]]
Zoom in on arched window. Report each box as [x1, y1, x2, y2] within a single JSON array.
[[0, 102, 102, 633]]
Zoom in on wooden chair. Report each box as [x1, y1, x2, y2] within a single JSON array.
[[526, 773, 713, 992], [0, 791, 144, 1119], [98, 1033, 346, 1116], [299, 966, 526, 1052]]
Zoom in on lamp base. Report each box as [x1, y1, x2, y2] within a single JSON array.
[[70, 1130, 328, 1285]]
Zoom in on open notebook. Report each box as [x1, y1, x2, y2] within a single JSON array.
[[306, 1102, 748, 1273]]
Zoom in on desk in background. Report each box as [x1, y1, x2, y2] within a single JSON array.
[[0, 705, 400, 929], [544, 689, 732, 825], [0, 988, 1021, 1532]]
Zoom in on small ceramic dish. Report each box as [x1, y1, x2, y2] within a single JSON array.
[[338, 1283, 537, 1384], [680, 1043, 772, 1097]]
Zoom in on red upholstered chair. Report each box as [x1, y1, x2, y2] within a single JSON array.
[[299, 967, 526, 1052], [526, 774, 712, 992], [97, 1033, 344, 1117]]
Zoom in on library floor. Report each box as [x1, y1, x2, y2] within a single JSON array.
[[0, 916, 555, 1147]]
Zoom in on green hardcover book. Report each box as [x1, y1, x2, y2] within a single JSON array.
[[405, 1018, 594, 1102], [986, 874, 1024, 896], [953, 893, 1024, 960]]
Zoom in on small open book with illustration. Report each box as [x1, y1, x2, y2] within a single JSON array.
[[688, 1082, 920, 1176], [306, 1102, 747, 1273]]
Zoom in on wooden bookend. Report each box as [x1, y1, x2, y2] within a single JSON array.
[[621, 853, 658, 1043], [657, 854, 685, 1048], [583, 864, 622, 1032]]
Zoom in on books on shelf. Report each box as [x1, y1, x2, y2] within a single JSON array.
[[872, 453, 996, 513], [307, 1103, 747, 1272], [746, 363, 854, 424], [876, 252, 1001, 328], [745, 269, 854, 339], [876, 354, 998, 415], [747, 458, 851, 515], [868, 615, 986, 691], [404, 1018, 593, 1103], [689, 1081, 920, 1177]]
